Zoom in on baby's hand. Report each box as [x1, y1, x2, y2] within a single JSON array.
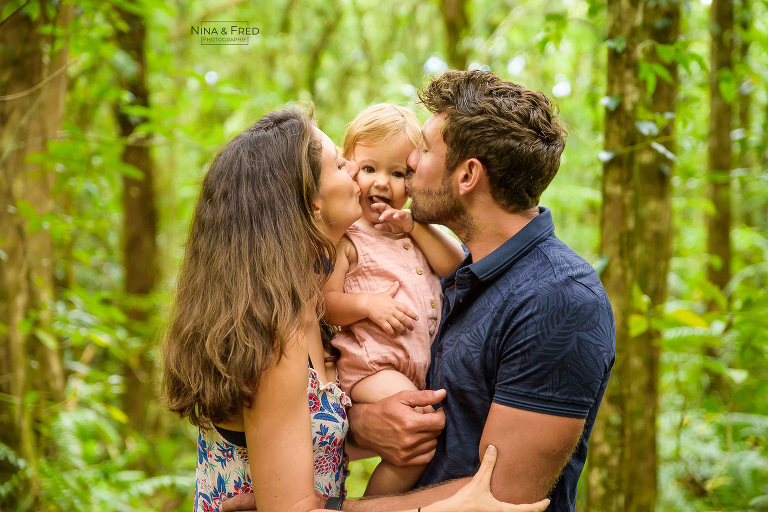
[[371, 203, 415, 234], [363, 282, 419, 336]]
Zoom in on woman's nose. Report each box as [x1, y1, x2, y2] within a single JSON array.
[[346, 160, 359, 179]]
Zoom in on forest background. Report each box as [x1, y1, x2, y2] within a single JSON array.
[[1, 0, 767, 510]]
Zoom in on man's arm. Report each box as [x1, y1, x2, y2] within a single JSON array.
[[480, 404, 585, 502]]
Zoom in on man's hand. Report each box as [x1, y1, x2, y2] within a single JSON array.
[[362, 282, 419, 336], [349, 389, 446, 466], [220, 493, 256, 512]]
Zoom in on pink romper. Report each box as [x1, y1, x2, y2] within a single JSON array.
[[332, 223, 443, 394]]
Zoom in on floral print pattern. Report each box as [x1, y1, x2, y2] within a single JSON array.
[[194, 366, 351, 511]]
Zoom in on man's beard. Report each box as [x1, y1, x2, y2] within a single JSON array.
[[408, 173, 476, 242]]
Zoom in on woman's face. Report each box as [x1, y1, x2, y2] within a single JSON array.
[[314, 128, 361, 241]]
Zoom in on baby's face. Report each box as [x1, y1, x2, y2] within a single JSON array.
[[352, 135, 414, 224]]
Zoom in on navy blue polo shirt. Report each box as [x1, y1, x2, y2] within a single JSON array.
[[418, 207, 615, 512]]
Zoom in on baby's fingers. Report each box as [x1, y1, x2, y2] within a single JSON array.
[[397, 312, 415, 332], [374, 318, 396, 337], [396, 303, 419, 321], [371, 202, 393, 215], [387, 316, 407, 335]]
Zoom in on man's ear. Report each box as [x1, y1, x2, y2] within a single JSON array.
[[456, 158, 485, 196]]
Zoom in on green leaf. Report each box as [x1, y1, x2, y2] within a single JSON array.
[[14, 199, 38, 222], [606, 36, 626, 52], [651, 142, 677, 162], [704, 476, 733, 491], [726, 368, 748, 384], [599, 95, 621, 111], [106, 405, 129, 424], [629, 314, 650, 337], [34, 329, 58, 350], [632, 282, 651, 313], [85, 329, 114, 347], [598, 150, 615, 163], [666, 309, 709, 328], [650, 63, 674, 84], [702, 357, 727, 376], [636, 120, 659, 137], [655, 43, 676, 63]]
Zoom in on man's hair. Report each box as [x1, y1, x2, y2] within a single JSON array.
[[418, 70, 566, 212], [343, 103, 421, 160]]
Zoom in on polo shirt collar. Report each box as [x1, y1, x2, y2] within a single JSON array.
[[460, 206, 555, 283]]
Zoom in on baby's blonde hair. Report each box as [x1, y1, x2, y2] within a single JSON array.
[[342, 104, 422, 159]]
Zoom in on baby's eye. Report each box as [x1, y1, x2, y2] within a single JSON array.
[[392, 171, 405, 178], [363, 166, 375, 173]]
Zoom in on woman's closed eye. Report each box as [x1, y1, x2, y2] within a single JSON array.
[[338, 160, 347, 170]]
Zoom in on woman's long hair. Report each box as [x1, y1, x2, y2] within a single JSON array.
[[161, 108, 335, 427]]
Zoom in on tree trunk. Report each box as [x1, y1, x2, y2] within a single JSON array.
[[586, 0, 643, 508], [114, 5, 159, 432], [705, 0, 734, 398], [736, 0, 756, 229], [440, 0, 469, 70], [706, 0, 733, 293], [631, 1, 681, 510], [0, 1, 73, 505]]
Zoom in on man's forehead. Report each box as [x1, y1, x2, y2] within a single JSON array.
[[423, 113, 447, 140]]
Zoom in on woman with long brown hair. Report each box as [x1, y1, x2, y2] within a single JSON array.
[[161, 107, 549, 512]]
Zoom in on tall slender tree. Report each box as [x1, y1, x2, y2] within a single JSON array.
[[586, 0, 643, 508], [0, 1, 73, 505], [706, 0, 733, 295], [631, 0, 681, 508], [587, 0, 680, 509], [705, 0, 734, 398], [113, 4, 159, 432]]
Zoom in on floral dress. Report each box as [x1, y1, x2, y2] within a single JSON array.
[[194, 363, 351, 511]]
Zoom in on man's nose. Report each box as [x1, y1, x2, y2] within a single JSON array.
[[406, 148, 418, 172]]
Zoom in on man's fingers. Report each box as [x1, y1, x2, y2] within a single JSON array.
[[399, 389, 447, 409], [220, 493, 257, 512]]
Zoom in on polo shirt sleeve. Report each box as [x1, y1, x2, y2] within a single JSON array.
[[492, 278, 614, 419]]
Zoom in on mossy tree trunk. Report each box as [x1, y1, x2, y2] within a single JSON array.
[[113, 4, 159, 433], [705, 0, 734, 398], [586, 0, 678, 509], [0, 1, 73, 506]]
